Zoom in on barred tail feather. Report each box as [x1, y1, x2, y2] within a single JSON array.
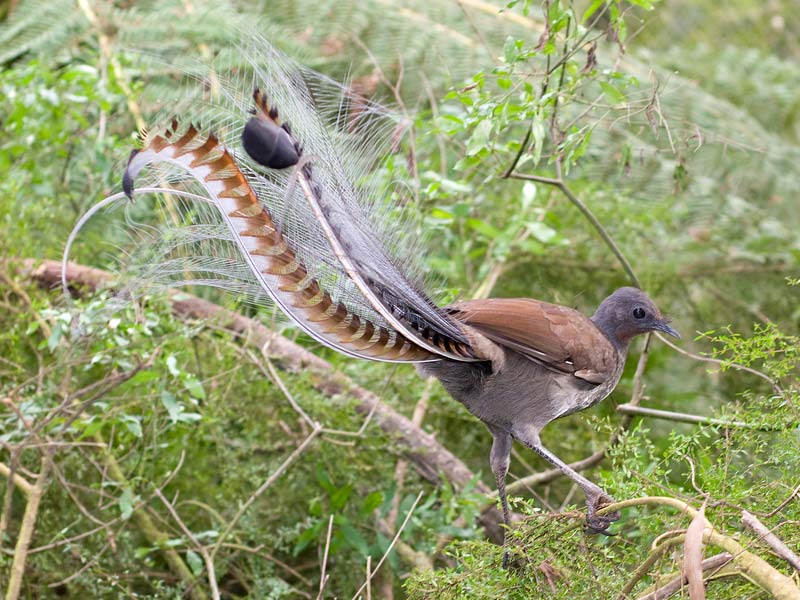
[[65, 33, 480, 365]]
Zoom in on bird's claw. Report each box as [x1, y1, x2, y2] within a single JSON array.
[[584, 491, 620, 534]]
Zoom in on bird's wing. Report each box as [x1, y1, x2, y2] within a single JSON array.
[[448, 298, 618, 384]]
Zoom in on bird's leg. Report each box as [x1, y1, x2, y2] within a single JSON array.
[[489, 429, 513, 568], [513, 428, 620, 533]]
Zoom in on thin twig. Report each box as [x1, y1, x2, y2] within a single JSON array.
[[615, 404, 751, 428], [764, 481, 800, 519], [351, 491, 424, 600], [365, 555, 372, 600], [636, 553, 734, 600], [155, 489, 220, 600], [742, 511, 800, 574], [617, 534, 686, 600], [654, 332, 784, 399], [210, 425, 322, 563], [506, 161, 639, 287], [317, 514, 335, 600]]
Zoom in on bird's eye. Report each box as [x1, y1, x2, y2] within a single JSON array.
[[633, 307, 646, 319]]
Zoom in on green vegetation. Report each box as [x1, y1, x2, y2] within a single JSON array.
[[1, 1, 798, 598]]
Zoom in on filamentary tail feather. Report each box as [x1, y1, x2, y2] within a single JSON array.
[[64, 32, 478, 364]]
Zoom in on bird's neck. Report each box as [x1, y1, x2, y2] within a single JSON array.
[[590, 313, 631, 355]]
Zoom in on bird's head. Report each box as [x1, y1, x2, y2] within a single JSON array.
[[591, 287, 679, 348]]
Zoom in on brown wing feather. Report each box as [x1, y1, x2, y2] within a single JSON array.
[[449, 298, 618, 384]]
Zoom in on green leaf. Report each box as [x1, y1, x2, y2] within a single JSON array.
[[76, 418, 104, 440], [599, 81, 625, 105], [521, 182, 537, 207], [339, 522, 369, 555], [118, 488, 135, 520], [466, 119, 492, 156], [186, 550, 204, 576], [467, 218, 501, 239], [527, 221, 558, 243], [361, 491, 383, 515], [161, 391, 180, 420], [122, 415, 142, 438], [330, 484, 353, 511], [503, 36, 517, 64], [530, 115, 546, 167], [582, 0, 607, 23], [183, 376, 205, 400], [47, 324, 62, 352]]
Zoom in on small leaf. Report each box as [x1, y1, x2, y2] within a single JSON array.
[[503, 36, 517, 64], [183, 377, 205, 400], [118, 488, 135, 520], [340, 522, 369, 556], [466, 119, 492, 156], [166, 354, 180, 377], [47, 324, 63, 352], [582, 0, 607, 23], [361, 491, 383, 515], [186, 550, 204, 576], [330, 484, 353, 511], [122, 415, 142, 438], [161, 391, 180, 420], [467, 218, 501, 239], [599, 81, 625, 106], [527, 221, 558, 243], [521, 182, 537, 206], [530, 115, 546, 167]]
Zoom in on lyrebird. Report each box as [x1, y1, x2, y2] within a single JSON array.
[[68, 39, 679, 566]]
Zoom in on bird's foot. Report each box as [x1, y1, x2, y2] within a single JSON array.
[[584, 489, 620, 534]]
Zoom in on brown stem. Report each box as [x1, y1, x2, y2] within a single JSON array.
[[5, 452, 52, 600], [507, 159, 640, 287], [636, 553, 734, 600]]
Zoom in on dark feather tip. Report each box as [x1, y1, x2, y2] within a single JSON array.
[[122, 149, 140, 201]]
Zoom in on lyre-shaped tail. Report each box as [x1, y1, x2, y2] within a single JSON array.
[[68, 36, 479, 364], [122, 122, 440, 362]]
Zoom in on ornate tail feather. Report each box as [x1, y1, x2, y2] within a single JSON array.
[[67, 35, 478, 364], [121, 122, 436, 362], [240, 89, 474, 359]]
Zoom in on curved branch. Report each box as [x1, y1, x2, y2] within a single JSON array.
[[596, 496, 800, 600]]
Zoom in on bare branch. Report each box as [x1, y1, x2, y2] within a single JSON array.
[[316, 514, 335, 600], [155, 489, 220, 600], [742, 511, 800, 574]]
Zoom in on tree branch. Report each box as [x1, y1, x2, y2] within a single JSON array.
[[27, 259, 501, 536]]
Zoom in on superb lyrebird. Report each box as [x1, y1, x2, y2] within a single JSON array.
[[68, 39, 679, 565]]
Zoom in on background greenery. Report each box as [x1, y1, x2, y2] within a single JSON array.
[[0, 0, 798, 598]]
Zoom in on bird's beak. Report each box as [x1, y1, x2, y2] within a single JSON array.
[[655, 321, 680, 339]]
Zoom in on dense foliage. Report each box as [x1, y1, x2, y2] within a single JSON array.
[[0, 1, 798, 598]]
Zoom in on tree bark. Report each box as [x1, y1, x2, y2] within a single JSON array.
[[24, 259, 504, 542]]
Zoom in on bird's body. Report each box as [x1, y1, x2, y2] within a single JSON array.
[[417, 288, 677, 563], [419, 331, 622, 434]]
